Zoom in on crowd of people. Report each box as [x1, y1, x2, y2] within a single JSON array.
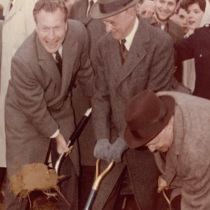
[[0, 0, 210, 209]]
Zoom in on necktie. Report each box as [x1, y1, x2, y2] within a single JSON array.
[[55, 51, 62, 75], [87, 0, 94, 17], [119, 39, 128, 64]]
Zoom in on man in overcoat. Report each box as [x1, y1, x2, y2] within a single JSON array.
[[4, 0, 93, 210], [90, 0, 174, 209], [150, 0, 184, 42], [125, 89, 210, 210]]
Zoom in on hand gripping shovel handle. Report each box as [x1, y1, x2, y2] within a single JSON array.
[[84, 159, 115, 210], [55, 107, 92, 174]]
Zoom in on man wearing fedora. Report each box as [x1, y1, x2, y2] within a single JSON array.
[[90, 0, 175, 209], [125, 89, 210, 210]]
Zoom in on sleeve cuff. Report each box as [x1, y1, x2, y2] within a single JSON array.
[[50, 129, 60, 138]]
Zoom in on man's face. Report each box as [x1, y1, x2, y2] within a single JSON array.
[[35, 8, 67, 53], [170, 8, 188, 32], [146, 116, 174, 153], [155, 0, 177, 21], [187, 3, 204, 30], [103, 7, 136, 40]]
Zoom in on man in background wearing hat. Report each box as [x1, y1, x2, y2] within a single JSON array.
[[90, 0, 175, 209], [125, 89, 210, 210]]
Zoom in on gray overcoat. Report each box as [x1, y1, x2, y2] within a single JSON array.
[[155, 91, 210, 210], [5, 20, 93, 177], [92, 19, 174, 210]]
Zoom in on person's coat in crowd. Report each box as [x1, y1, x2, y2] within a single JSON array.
[[0, 0, 37, 168], [91, 19, 174, 210], [174, 24, 210, 99]]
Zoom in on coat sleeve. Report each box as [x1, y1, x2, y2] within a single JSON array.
[[10, 56, 58, 138], [91, 43, 111, 140], [174, 34, 194, 63], [147, 33, 174, 91], [181, 156, 210, 210]]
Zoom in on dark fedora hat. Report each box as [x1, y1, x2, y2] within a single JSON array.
[[90, 0, 139, 19], [124, 90, 175, 149]]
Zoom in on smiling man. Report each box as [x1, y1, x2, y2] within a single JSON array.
[[4, 0, 93, 210], [125, 89, 210, 210], [149, 0, 185, 41]]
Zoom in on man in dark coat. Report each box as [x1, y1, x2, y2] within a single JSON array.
[[150, 0, 184, 42], [90, 0, 174, 209], [174, 24, 210, 99], [4, 0, 93, 210], [149, 0, 185, 83]]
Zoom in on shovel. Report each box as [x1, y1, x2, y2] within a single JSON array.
[[84, 159, 115, 210], [55, 107, 92, 174]]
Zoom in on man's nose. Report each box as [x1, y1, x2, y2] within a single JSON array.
[[162, 3, 168, 10], [47, 29, 56, 39]]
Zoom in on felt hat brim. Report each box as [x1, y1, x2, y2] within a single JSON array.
[[124, 96, 175, 149], [90, 0, 139, 19]]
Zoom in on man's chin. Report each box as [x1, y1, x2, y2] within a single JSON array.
[[45, 46, 59, 54], [156, 13, 170, 22]]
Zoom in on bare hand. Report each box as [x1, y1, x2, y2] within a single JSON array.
[[157, 176, 168, 193], [55, 133, 69, 154]]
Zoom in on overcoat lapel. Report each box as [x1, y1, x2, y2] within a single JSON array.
[[108, 39, 122, 81], [116, 21, 150, 87], [61, 27, 78, 96]]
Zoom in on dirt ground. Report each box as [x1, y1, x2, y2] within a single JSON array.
[[0, 165, 95, 210]]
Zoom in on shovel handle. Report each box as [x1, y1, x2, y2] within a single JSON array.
[[93, 159, 114, 190], [83, 159, 114, 210], [55, 108, 92, 174]]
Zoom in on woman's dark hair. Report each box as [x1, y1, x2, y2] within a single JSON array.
[[182, 0, 206, 12]]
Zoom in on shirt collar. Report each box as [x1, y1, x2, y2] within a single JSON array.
[[52, 46, 63, 60], [88, 0, 97, 3], [123, 17, 139, 51]]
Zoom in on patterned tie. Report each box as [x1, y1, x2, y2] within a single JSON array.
[[55, 51, 62, 75], [119, 39, 128, 64]]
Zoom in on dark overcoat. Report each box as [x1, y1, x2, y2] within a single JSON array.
[[92, 19, 174, 210], [174, 25, 210, 99]]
